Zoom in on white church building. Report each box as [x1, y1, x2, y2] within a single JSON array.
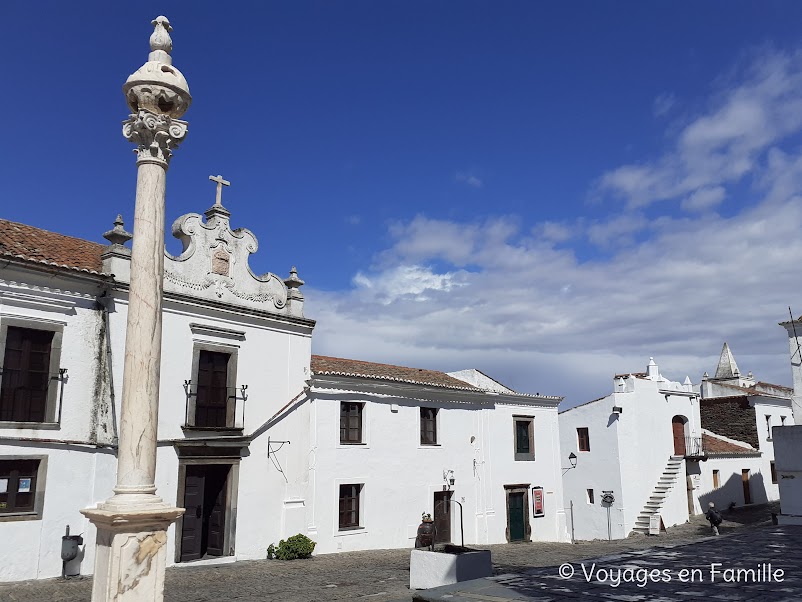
[[0, 199, 569, 582]]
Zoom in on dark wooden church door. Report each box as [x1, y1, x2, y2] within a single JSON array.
[[180, 464, 230, 561]]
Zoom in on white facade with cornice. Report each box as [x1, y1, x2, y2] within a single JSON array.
[[0, 204, 569, 582]]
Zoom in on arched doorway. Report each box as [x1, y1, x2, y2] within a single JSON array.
[[672, 416, 687, 456]]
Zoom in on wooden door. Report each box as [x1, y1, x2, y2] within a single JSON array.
[[508, 492, 526, 541], [742, 469, 752, 504], [195, 351, 230, 427], [433, 492, 452, 544], [181, 464, 230, 562], [181, 466, 205, 562], [672, 416, 686, 456], [204, 465, 229, 557]]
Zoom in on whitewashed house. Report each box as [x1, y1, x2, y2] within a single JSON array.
[[0, 201, 569, 582], [696, 343, 793, 509], [559, 358, 704, 541], [308, 359, 570, 553]]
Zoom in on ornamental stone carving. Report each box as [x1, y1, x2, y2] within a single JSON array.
[[123, 111, 188, 166], [163, 203, 292, 314], [123, 16, 192, 119]]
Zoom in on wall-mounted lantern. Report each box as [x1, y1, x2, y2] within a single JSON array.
[[443, 469, 455, 488], [568, 452, 577, 468]]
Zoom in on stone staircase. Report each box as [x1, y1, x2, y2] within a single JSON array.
[[632, 456, 684, 534]]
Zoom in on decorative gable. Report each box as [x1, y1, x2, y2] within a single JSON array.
[[163, 203, 300, 316]]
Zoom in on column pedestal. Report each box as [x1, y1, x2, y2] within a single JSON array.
[[81, 506, 184, 602]]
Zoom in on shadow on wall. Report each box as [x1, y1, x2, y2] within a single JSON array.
[[698, 471, 767, 516]]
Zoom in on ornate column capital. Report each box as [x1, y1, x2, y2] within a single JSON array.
[[122, 110, 188, 167]]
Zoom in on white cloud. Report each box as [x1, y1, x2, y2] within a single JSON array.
[[456, 171, 483, 188], [653, 92, 677, 117], [681, 186, 726, 212], [305, 47, 802, 407], [597, 48, 802, 209]]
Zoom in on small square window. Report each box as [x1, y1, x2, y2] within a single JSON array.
[[587, 489, 594, 504], [0, 459, 41, 515], [340, 402, 364, 444], [338, 483, 362, 530], [420, 407, 438, 445], [513, 417, 535, 461], [577, 427, 590, 452]]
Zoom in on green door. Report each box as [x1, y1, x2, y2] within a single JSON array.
[[509, 492, 526, 541]]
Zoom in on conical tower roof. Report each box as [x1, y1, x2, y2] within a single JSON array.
[[714, 342, 740, 379]]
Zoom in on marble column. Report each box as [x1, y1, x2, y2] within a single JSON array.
[[82, 16, 191, 601]]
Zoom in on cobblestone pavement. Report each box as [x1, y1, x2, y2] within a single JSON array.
[[0, 504, 781, 602], [417, 525, 802, 602]]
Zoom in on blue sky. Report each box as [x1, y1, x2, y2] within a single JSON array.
[[5, 1, 802, 405]]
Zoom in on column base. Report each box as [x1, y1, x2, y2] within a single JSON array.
[[81, 505, 184, 602]]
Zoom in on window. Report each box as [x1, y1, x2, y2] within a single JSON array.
[[577, 427, 590, 452], [0, 327, 55, 423], [195, 350, 231, 428], [0, 459, 42, 516], [586, 489, 594, 504], [338, 484, 362, 530], [513, 417, 535, 461], [766, 415, 772, 440], [187, 341, 240, 430], [771, 462, 777, 484], [340, 402, 363, 444], [713, 469, 720, 489], [420, 407, 438, 445]]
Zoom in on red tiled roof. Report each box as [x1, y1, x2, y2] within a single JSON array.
[[702, 432, 758, 455], [614, 372, 648, 379], [0, 219, 105, 274], [311, 355, 483, 391]]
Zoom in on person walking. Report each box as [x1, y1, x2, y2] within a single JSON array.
[[705, 502, 723, 535]]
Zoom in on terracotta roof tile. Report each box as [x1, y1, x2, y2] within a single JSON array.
[[0, 219, 105, 274], [702, 432, 758, 455], [311, 355, 482, 391]]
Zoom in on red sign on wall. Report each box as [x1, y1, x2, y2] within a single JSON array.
[[532, 486, 544, 517]]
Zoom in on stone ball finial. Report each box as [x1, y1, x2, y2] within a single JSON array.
[[123, 16, 192, 119]]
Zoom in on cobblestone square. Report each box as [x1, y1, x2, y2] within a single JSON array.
[[0, 506, 791, 602]]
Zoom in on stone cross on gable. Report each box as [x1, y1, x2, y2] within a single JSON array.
[[209, 174, 230, 206]]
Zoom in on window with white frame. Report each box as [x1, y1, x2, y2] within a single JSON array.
[[338, 483, 363, 530], [340, 402, 364, 444], [420, 407, 438, 445]]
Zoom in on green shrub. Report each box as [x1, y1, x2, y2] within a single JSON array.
[[267, 534, 316, 560]]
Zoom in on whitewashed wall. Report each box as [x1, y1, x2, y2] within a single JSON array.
[[107, 293, 313, 566], [560, 364, 701, 541], [0, 268, 117, 581], [559, 393, 626, 541], [308, 386, 568, 555]]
